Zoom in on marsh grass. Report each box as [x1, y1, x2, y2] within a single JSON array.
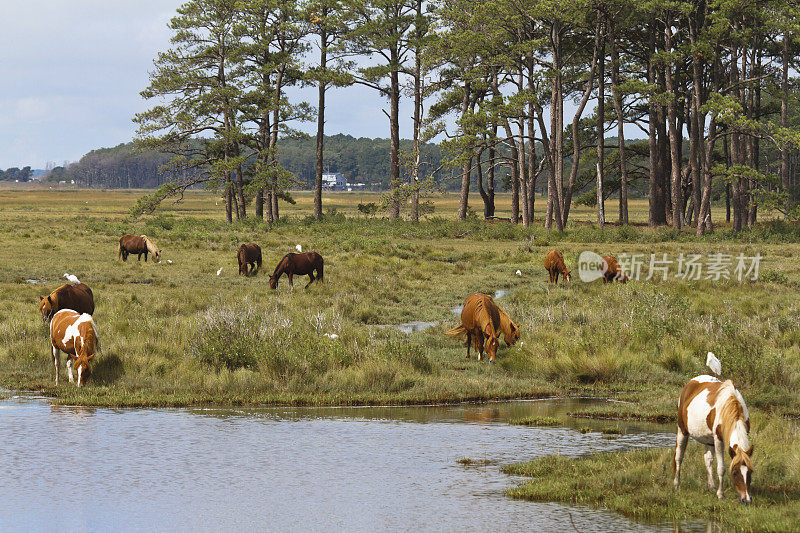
[[0, 190, 799, 413], [504, 413, 800, 532], [509, 415, 561, 427]]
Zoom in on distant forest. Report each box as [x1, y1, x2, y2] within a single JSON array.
[[43, 134, 455, 191]]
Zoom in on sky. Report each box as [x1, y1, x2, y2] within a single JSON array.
[[0, 1, 414, 169]]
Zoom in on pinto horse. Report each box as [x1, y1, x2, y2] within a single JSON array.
[[673, 356, 753, 503], [49, 309, 100, 387], [602, 255, 628, 283], [238, 243, 262, 276], [446, 293, 502, 363], [118, 234, 161, 262], [269, 252, 324, 289], [39, 283, 95, 323], [544, 250, 571, 283]]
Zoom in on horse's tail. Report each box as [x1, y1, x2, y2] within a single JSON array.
[[445, 324, 466, 338]]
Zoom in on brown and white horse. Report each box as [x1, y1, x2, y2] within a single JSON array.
[[49, 309, 100, 387], [118, 234, 161, 262], [544, 250, 571, 283], [39, 283, 95, 322], [238, 243, 262, 276], [269, 252, 324, 289], [673, 357, 753, 503], [446, 293, 502, 363]]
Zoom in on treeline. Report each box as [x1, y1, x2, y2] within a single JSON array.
[[0, 167, 32, 182], [132, 0, 800, 230], [51, 135, 449, 190]]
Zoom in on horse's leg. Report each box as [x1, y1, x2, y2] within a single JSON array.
[[555, 271, 559, 284], [673, 431, 689, 488], [704, 445, 716, 489], [714, 436, 725, 499], [66, 357, 74, 384], [476, 331, 485, 361], [288, 273, 294, 291], [51, 345, 60, 386], [465, 331, 471, 359], [144, 251, 148, 262], [305, 273, 315, 288]]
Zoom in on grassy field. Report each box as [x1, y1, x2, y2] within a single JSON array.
[[2, 188, 799, 530]]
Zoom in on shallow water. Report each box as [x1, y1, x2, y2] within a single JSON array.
[[0, 396, 703, 532], [375, 321, 439, 333]]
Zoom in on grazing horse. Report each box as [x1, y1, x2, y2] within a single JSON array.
[[269, 252, 324, 289], [446, 293, 502, 363], [673, 355, 753, 503], [118, 234, 161, 263], [49, 309, 100, 387], [238, 243, 262, 276], [39, 283, 95, 323], [497, 307, 520, 346], [544, 250, 571, 283], [602, 255, 628, 283]]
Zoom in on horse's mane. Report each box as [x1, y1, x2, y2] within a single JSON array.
[[272, 254, 291, 277], [140, 235, 159, 254], [718, 385, 748, 446]]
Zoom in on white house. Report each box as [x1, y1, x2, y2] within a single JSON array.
[[322, 172, 347, 190]]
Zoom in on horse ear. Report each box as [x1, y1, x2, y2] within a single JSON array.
[[39, 295, 44, 301], [729, 444, 738, 459]]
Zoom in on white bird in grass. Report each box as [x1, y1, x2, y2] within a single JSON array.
[[296, 244, 303, 253], [515, 269, 522, 276], [63, 273, 80, 284], [324, 333, 339, 340], [167, 260, 173, 264], [706, 351, 722, 376], [216, 267, 223, 276]]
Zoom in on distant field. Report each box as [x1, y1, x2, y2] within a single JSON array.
[[0, 185, 740, 225], [2, 187, 798, 530]]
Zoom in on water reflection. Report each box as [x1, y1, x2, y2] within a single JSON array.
[[0, 396, 708, 532]]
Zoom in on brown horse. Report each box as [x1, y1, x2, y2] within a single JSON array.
[[269, 252, 324, 289], [544, 250, 571, 283], [238, 243, 262, 276], [118, 234, 161, 262], [446, 293, 502, 363], [49, 309, 99, 387], [602, 255, 629, 283], [497, 307, 520, 346], [39, 283, 95, 322]]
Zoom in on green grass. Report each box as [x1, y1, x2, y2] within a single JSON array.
[[509, 415, 561, 427], [503, 413, 800, 532]]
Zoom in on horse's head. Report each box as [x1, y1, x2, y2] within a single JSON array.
[[504, 320, 520, 347], [617, 271, 629, 283], [269, 276, 278, 290], [564, 270, 572, 282], [74, 352, 94, 388], [486, 333, 500, 363], [38, 295, 54, 323], [142, 236, 161, 262], [729, 444, 754, 504]]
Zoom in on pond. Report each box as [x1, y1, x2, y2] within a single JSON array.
[[0, 395, 706, 532]]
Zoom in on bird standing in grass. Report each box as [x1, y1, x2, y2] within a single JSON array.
[[706, 351, 722, 376], [216, 267, 223, 276], [63, 273, 80, 284], [296, 244, 303, 253]]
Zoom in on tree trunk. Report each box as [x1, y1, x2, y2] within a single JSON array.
[[782, 30, 790, 197], [388, 59, 401, 219], [609, 19, 628, 225], [457, 82, 472, 220], [665, 22, 682, 229], [410, 0, 423, 223], [595, 13, 606, 228], [314, 19, 328, 221]]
